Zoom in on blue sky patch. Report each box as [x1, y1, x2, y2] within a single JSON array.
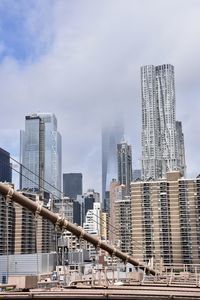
[[0, 0, 54, 63]]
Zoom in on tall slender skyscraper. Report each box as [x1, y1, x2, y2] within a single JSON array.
[[101, 120, 124, 210], [141, 64, 186, 180], [20, 113, 62, 197], [117, 141, 132, 195]]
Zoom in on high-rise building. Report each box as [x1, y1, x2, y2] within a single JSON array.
[[0, 184, 54, 256], [0, 150, 13, 256], [54, 197, 74, 223], [20, 113, 62, 197], [63, 173, 82, 199], [176, 121, 186, 176], [102, 120, 124, 210], [83, 202, 108, 258], [0, 148, 12, 183], [0, 184, 15, 255], [141, 64, 186, 180], [131, 171, 200, 265], [83, 202, 101, 236], [115, 196, 132, 255], [117, 141, 132, 195], [76, 189, 100, 225], [14, 191, 54, 254], [109, 181, 132, 255], [54, 196, 82, 225], [109, 179, 120, 245]]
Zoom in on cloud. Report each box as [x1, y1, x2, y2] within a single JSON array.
[[0, 0, 200, 193]]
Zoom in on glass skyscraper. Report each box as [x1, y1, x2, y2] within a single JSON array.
[[0, 147, 12, 182], [20, 113, 62, 198]]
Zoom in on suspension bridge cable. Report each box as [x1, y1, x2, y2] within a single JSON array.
[[10, 156, 62, 196], [1, 157, 143, 251], [0, 158, 61, 201]]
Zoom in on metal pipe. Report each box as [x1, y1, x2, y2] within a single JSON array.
[[0, 182, 156, 276]]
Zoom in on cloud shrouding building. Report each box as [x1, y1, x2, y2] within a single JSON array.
[[101, 120, 124, 210]]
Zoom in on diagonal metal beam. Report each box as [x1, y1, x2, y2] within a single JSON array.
[[0, 182, 156, 276]]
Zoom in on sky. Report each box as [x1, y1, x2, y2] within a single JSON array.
[[0, 0, 200, 195]]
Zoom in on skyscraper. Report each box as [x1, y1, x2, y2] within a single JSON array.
[[131, 172, 200, 265], [0, 148, 12, 182], [102, 120, 124, 210], [0, 184, 15, 255], [176, 121, 186, 176], [20, 113, 62, 197], [109, 181, 132, 254], [63, 173, 82, 199], [117, 141, 132, 195], [15, 191, 54, 254], [141, 64, 186, 180]]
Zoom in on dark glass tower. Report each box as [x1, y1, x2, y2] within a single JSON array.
[[63, 173, 82, 199], [0, 148, 12, 182]]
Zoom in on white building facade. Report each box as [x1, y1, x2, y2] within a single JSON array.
[[141, 64, 186, 180]]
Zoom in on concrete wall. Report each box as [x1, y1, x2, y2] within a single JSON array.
[[0, 252, 57, 283]]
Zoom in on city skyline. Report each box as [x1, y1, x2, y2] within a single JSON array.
[[0, 1, 200, 193]]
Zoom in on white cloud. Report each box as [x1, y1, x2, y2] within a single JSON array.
[[0, 0, 200, 193]]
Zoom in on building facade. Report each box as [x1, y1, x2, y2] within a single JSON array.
[[76, 189, 100, 225], [176, 121, 186, 176], [15, 191, 54, 254], [20, 113, 62, 198], [117, 141, 132, 195], [0, 185, 54, 256], [109, 181, 133, 255], [0, 148, 12, 183], [131, 172, 200, 265], [54, 197, 74, 223], [63, 173, 82, 199], [114, 197, 133, 255], [83, 202, 108, 258], [141, 64, 186, 180], [0, 184, 15, 255], [0, 253, 57, 284]]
